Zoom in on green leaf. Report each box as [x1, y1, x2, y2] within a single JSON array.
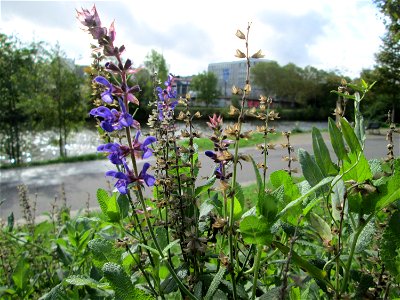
[[257, 193, 278, 223], [375, 159, 400, 211], [355, 219, 375, 253], [342, 152, 372, 183], [340, 117, 362, 154], [96, 188, 121, 222], [96, 188, 109, 216], [250, 155, 263, 192], [239, 215, 272, 245], [65, 275, 100, 288], [88, 238, 123, 266], [204, 266, 226, 300], [330, 90, 356, 100], [12, 257, 30, 290], [381, 211, 400, 277], [162, 239, 180, 257], [328, 118, 349, 162], [272, 241, 333, 290], [117, 194, 130, 219], [312, 127, 338, 176], [309, 213, 332, 243], [277, 176, 334, 218], [270, 170, 300, 201], [226, 196, 243, 220], [195, 176, 216, 197], [102, 263, 155, 300], [330, 179, 346, 221], [298, 148, 325, 187]]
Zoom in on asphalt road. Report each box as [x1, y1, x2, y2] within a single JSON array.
[[1, 132, 398, 220]]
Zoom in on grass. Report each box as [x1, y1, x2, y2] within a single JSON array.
[[0, 153, 105, 170], [179, 132, 281, 151]]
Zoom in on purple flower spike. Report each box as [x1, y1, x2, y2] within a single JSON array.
[[89, 101, 136, 132], [97, 143, 130, 165], [94, 76, 114, 104], [105, 162, 155, 194], [140, 163, 155, 187], [132, 131, 157, 159]]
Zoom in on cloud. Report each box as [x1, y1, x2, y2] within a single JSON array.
[[1, 1, 77, 30], [257, 9, 329, 67]]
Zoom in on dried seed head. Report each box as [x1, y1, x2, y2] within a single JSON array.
[[235, 49, 246, 58], [235, 29, 246, 39]]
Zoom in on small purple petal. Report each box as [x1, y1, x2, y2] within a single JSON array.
[[94, 76, 111, 87]]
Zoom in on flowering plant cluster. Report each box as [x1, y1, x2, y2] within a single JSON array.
[[54, 6, 400, 300]]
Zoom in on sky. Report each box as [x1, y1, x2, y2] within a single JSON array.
[[0, 0, 386, 78]]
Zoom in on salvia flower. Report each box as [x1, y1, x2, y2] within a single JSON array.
[[89, 99, 138, 132], [97, 143, 130, 165], [156, 74, 178, 120], [132, 131, 157, 159], [106, 162, 155, 194], [94, 76, 115, 104]]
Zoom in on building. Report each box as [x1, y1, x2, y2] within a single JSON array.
[[208, 58, 269, 106]]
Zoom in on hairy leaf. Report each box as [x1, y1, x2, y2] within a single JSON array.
[[328, 117, 349, 162], [340, 117, 362, 154], [239, 215, 272, 245], [381, 211, 400, 278], [204, 266, 226, 300], [342, 152, 372, 183], [102, 262, 154, 300], [312, 127, 337, 176], [298, 149, 324, 187]]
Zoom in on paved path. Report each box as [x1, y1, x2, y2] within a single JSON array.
[[1, 132, 398, 220]]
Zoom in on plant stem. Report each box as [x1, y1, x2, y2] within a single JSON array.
[[340, 214, 373, 293], [251, 245, 263, 300]]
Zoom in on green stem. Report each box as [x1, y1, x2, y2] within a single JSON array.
[[340, 214, 373, 293], [251, 245, 263, 300]]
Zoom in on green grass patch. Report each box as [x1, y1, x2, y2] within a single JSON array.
[[0, 153, 105, 170], [179, 132, 281, 151]]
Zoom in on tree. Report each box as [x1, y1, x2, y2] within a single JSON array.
[[143, 49, 169, 83], [190, 71, 220, 105], [0, 34, 37, 164], [374, 0, 400, 121], [0, 35, 87, 163]]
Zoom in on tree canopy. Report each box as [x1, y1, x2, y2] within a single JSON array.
[[190, 71, 220, 105]]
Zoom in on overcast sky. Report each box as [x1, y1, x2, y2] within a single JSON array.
[[1, 0, 386, 78]]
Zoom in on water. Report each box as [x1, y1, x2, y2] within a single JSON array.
[[0, 120, 326, 164]]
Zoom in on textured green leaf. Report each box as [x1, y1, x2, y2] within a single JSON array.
[[239, 215, 272, 245], [328, 118, 349, 162], [102, 263, 154, 300], [204, 266, 226, 300], [312, 127, 338, 176], [340, 117, 362, 154], [270, 170, 300, 201], [381, 211, 400, 277], [96, 188, 110, 216], [88, 238, 123, 266], [65, 275, 99, 288], [39, 283, 69, 300], [355, 219, 375, 253], [298, 148, 324, 187]]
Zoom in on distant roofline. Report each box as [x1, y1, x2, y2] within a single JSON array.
[[208, 58, 270, 66]]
